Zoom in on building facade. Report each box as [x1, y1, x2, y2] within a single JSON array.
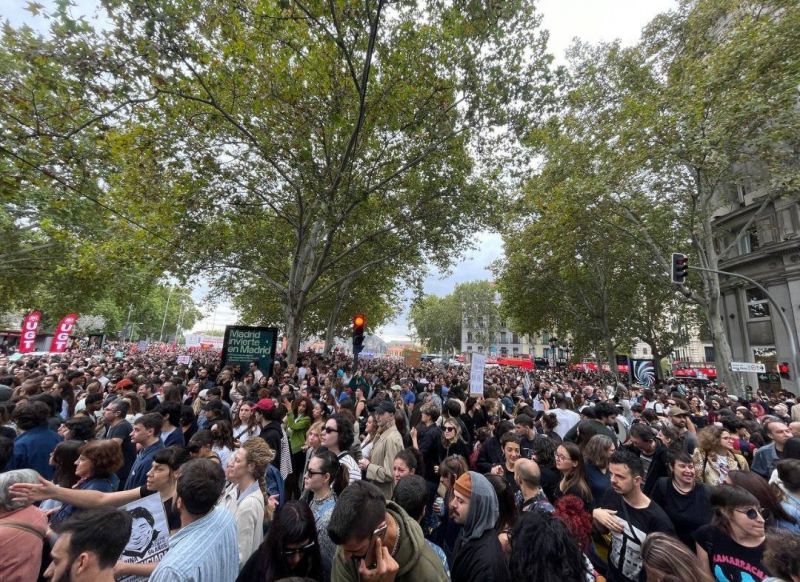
[[712, 190, 800, 393]]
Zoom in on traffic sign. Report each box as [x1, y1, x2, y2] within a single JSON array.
[[729, 362, 766, 373]]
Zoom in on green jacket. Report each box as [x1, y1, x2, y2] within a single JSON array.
[[286, 412, 311, 454], [331, 501, 448, 582]]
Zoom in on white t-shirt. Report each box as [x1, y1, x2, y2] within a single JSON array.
[[552, 408, 581, 439]]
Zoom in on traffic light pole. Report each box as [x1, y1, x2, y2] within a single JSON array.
[[689, 266, 800, 390]]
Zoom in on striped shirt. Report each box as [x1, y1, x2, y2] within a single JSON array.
[[150, 506, 238, 582]]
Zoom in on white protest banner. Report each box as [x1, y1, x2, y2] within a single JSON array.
[[117, 494, 170, 582], [176, 355, 192, 365], [470, 353, 486, 395]]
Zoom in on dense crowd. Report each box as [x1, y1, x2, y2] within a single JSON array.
[[1, 344, 800, 582]]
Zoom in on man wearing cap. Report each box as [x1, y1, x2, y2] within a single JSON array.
[[449, 471, 511, 582], [359, 400, 404, 499], [667, 405, 697, 452]]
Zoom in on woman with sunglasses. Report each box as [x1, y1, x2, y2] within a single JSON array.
[[238, 501, 323, 582], [302, 450, 349, 580], [695, 485, 769, 582], [438, 419, 470, 465], [320, 413, 361, 484]]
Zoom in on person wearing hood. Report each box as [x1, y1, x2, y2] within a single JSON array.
[[327, 480, 447, 582], [449, 471, 512, 582]]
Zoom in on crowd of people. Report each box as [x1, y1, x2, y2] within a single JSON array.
[[1, 342, 800, 582]]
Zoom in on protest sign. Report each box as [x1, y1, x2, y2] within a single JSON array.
[[221, 325, 278, 376], [470, 353, 486, 395], [117, 494, 170, 582]]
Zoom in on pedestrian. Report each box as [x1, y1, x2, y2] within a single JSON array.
[[238, 500, 323, 581], [641, 532, 714, 582], [327, 480, 447, 581], [6, 401, 61, 478], [0, 469, 49, 582], [45, 508, 132, 582], [449, 471, 511, 582], [358, 401, 403, 499], [221, 438, 273, 567], [301, 449, 347, 579], [592, 449, 675, 582], [321, 413, 361, 484], [695, 485, 769, 582], [124, 413, 165, 490], [150, 459, 239, 581]]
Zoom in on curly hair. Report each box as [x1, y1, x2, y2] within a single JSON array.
[[696, 425, 728, 456], [242, 438, 275, 518], [79, 439, 123, 479], [532, 434, 556, 468], [509, 509, 590, 582], [328, 413, 355, 450], [553, 494, 593, 550]]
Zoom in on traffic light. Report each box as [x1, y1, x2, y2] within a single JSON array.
[[779, 362, 791, 379], [671, 253, 689, 284], [352, 314, 366, 363]]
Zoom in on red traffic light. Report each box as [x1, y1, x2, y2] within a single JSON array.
[[353, 314, 365, 328], [779, 362, 790, 377]]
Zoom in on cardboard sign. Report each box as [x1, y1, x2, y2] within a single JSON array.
[[118, 494, 170, 582], [470, 353, 486, 395], [221, 325, 278, 376]]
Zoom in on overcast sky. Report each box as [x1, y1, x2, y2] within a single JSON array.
[[4, 0, 675, 339]]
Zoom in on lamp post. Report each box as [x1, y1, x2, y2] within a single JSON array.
[[548, 335, 558, 369]]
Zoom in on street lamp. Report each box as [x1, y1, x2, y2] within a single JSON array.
[[548, 335, 558, 369]]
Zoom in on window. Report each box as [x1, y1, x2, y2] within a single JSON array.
[[512, 333, 520, 344], [512, 347, 519, 355], [467, 331, 473, 342], [466, 345, 472, 352], [739, 227, 760, 254], [500, 347, 508, 356], [746, 287, 771, 319], [642, 347, 649, 355], [499, 331, 507, 344]]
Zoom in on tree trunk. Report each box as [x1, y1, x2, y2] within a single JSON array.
[[284, 297, 304, 367], [323, 277, 353, 356]]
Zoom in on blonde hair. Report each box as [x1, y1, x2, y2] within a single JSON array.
[[242, 438, 276, 520]]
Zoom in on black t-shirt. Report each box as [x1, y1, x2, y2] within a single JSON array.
[[694, 525, 768, 581], [105, 420, 136, 487], [139, 486, 182, 532], [600, 491, 675, 582], [649, 477, 711, 549], [143, 395, 160, 412]]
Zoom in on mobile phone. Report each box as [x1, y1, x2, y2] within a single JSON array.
[[360, 523, 388, 570]]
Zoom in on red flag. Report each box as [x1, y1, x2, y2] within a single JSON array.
[[49, 313, 79, 353], [19, 311, 42, 353]]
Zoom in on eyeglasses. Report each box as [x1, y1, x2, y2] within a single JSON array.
[[323, 426, 338, 433], [282, 541, 316, 557], [555, 453, 568, 461], [735, 507, 769, 521], [305, 469, 325, 477]]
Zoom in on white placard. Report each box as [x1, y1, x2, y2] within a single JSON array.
[[470, 353, 486, 395], [117, 494, 171, 582], [176, 355, 192, 365], [730, 361, 766, 373]]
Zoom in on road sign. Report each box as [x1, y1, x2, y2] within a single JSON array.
[[730, 361, 766, 373]]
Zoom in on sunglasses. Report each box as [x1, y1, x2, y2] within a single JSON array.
[[323, 427, 338, 433], [444, 427, 455, 432], [735, 507, 769, 521], [282, 540, 316, 557]]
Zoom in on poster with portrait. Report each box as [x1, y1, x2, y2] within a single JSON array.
[[117, 494, 170, 582]]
